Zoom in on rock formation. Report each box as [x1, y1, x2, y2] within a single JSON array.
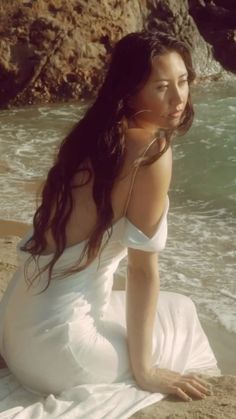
[[145, 0, 223, 78], [0, 0, 147, 108], [0, 0, 235, 109], [189, 0, 236, 73]]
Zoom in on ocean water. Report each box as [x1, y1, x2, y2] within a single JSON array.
[[0, 81, 235, 335]]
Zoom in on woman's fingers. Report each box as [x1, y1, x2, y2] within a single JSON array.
[[144, 368, 214, 402], [184, 373, 212, 388], [183, 374, 213, 393], [168, 374, 214, 401], [170, 386, 192, 402], [183, 378, 212, 395], [180, 381, 208, 399]]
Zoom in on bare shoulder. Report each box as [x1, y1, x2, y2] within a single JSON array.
[[125, 128, 158, 154], [125, 135, 172, 239], [125, 128, 170, 160]]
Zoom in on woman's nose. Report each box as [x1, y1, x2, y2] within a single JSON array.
[[170, 87, 184, 107]]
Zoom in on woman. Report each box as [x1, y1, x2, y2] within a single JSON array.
[[0, 30, 220, 418]]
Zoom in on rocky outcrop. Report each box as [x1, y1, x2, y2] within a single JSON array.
[[145, 0, 223, 78], [0, 0, 147, 108], [189, 0, 236, 73], [0, 0, 235, 109]]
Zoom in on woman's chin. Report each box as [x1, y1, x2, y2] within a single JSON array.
[[160, 120, 181, 130]]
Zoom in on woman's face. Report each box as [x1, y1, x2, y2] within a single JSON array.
[[127, 51, 189, 133]]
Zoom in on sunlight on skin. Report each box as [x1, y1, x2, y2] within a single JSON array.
[[127, 51, 189, 134]]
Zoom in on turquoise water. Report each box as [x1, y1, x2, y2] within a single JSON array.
[[0, 80, 235, 334], [172, 82, 236, 215]]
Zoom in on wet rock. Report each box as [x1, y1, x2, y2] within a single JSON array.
[[0, 0, 235, 109], [189, 0, 236, 72], [145, 0, 223, 78]]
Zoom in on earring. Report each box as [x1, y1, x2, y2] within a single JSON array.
[[131, 109, 152, 118]]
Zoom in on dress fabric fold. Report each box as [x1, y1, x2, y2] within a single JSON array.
[[0, 196, 220, 418]]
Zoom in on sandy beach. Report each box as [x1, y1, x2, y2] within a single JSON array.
[[0, 218, 235, 418]]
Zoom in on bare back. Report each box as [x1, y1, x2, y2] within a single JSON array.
[[41, 129, 165, 255]]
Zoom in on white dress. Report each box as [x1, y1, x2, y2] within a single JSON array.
[[0, 195, 220, 418]]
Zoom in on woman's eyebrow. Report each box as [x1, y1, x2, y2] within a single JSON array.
[[153, 72, 188, 82]]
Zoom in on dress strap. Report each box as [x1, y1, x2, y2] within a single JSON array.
[[122, 136, 158, 217]]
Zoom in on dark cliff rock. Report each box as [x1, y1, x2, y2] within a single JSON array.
[[189, 0, 236, 73], [0, 0, 235, 109], [145, 0, 223, 78]]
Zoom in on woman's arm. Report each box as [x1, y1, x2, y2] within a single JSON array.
[[125, 145, 172, 380], [126, 252, 160, 382], [124, 145, 212, 401]]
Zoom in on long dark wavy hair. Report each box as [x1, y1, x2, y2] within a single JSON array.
[[21, 30, 196, 293]]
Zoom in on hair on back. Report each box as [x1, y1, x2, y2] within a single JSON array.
[[21, 30, 196, 293]]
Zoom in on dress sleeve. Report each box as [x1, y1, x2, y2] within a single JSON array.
[[119, 195, 169, 252]]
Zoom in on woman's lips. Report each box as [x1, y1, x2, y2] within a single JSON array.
[[168, 111, 182, 118]]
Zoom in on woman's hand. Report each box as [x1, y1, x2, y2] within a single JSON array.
[[136, 366, 213, 401]]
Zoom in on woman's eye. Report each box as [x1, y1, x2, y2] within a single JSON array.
[[157, 85, 168, 91], [156, 80, 188, 91]]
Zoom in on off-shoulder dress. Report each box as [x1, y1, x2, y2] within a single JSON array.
[[0, 137, 220, 418]]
